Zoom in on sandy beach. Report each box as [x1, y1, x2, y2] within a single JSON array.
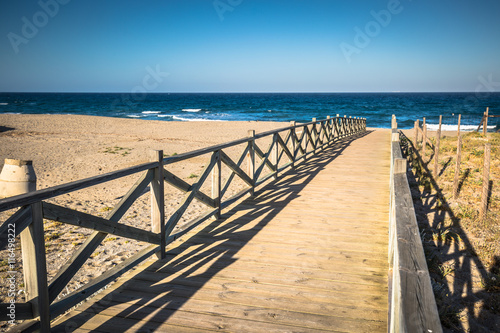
[[0, 114, 289, 307]]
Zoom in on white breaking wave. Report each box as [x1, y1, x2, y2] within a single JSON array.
[[157, 114, 174, 118], [127, 115, 143, 118], [182, 109, 202, 112], [0, 103, 8, 105], [172, 116, 221, 122], [142, 111, 161, 114], [426, 124, 496, 131]]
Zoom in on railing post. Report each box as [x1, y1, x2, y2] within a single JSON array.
[[457, 114, 461, 137], [326, 116, 330, 142], [433, 115, 442, 179], [483, 107, 489, 136], [290, 121, 296, 168], [391, 115, 399, 142], [335, 114, 340, 138], [5, 160, 51, 332], [480, 143, 491, 220], [343, 115, 347, 137], [414, 119, 419, 149], [270, 133, 278, 179], [422, 117, 427, 157], [149, 150, 165, 259], [247, 130, 255, 197], [453, 135, 462, 199], [212, 150, 222, 219], [310, 118, 316, 153]]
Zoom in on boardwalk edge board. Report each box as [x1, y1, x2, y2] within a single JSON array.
[[388, 116, 442, 333]]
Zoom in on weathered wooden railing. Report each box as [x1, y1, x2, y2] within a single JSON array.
[[0, 115, 365, 331], [388, 115, 442, 332]]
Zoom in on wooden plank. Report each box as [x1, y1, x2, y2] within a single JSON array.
[[42, 202, 161, 244], [74, 295, 386, 333], [0, 205, 31, 251], [0, 162, 156, 212], [220, 150, 253, 187], [0, 303, 33, 321], [389, 119, 442, 333], [118, 279, 387, 321], [163, 169, 216, 208]]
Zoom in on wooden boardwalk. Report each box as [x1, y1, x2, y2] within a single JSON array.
[[52, 129, 391, 332]]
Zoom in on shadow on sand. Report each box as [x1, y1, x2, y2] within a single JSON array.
[[52, 131, 373, 332], [400, 134, 499, 332]]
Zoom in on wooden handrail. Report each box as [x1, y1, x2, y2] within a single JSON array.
[[388, 115, 442, 333], [0, 116, 366, 330]]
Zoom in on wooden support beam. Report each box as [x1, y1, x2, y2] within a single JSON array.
[[220, 150, 253, 187], [150, 150, 165, 259], [21, 200, 50, 332], [0, 162, 156, 212], [213, 150, 222, 219], [247, 130, 256, 197], [289, 122, 297, 168], [272, 134, 279, 179], [163, 169, 216, 208], [42, 203, 161, 245], [0, 205, 31, 251], [0, 302, 33, 321]]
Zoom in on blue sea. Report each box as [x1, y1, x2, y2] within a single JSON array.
[[0, 92, 499, 130]]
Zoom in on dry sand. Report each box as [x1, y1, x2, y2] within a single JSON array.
[[0, 114, 287, 311]]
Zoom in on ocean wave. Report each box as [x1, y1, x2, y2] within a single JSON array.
[[127, 115, 143, 118], [172, 116, 221, 122], [182, 109, 202, 112], [157, 114, 174, 118], [142, 111, 161, 114], [0, 103, 8, 105], [426, 124, 496, 131]]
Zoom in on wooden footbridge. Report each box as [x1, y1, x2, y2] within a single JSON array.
[[0, 116, 442, 332]]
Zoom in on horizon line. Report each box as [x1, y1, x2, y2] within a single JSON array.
[[1, 91, 496, 94]]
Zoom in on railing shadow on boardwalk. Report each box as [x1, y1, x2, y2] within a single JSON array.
[[400, 134, 499, 332], [51, 130, 373, 332]]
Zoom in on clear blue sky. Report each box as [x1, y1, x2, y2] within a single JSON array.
[[1, 0, 499, 92]]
